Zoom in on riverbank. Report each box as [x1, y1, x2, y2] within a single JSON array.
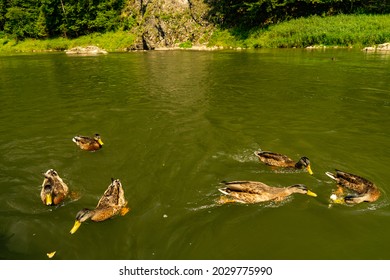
[[1, 14, 390, 53]]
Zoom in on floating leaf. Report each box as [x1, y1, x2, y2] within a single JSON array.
[[47, 251, 56, 258]]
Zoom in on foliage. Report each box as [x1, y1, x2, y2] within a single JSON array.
[[3, 0, 42, 40], [206, 0, 390, 29], [0, 31, 135, 52], [208, 14, 390, 48], [41, 0, 125, 38], [1, 0, 126, 39], [178, 41, 193, 48]]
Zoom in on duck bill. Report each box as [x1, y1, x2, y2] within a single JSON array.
[[70, 220, 82, 234], [98, 139, 104, 146], [45, 194, 53, 205], [306, 190, 317, 197], [307, 165, 313, 175]]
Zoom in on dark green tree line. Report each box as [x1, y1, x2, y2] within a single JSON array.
[[1, 0, 125, 40]]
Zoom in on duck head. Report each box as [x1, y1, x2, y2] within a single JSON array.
[[289, 184, 317, 197], [41, 169, 59, 205], [94, 134, 104, 146], [295, 157, 313, 175], [42, 184, 53, 205], [70, 208, 94, 234]]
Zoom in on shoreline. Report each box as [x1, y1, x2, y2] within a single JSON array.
[[4, 43, 389, 55], [1, 13, 390, 54]]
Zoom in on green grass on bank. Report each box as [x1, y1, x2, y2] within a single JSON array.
[[1, 14, 390, 52], [210, 14, 390, 49], [0, 31, 136, 53]]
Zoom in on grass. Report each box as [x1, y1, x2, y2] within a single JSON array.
[[1, 14, 390, 52], [243, 14, 390, 48], [208, 14, 390, 49], [0, 31, 136, 53]]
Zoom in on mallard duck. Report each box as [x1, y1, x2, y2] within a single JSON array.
[[218, 181, 317, 204], [254, 150, 313, 175], [70, 178, 129, 234], [326, 169, 380, 204], [72, 134, 103, 151], [41, 169, 69, 206]]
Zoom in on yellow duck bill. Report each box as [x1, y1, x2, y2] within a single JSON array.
[[70, 220, 82, 234], [45, 194, 53, 206], [306, 190, 317, 197], [307, 165, 313, 175]]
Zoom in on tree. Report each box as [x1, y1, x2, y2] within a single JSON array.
[[4, 4, 39, 40], [1, 0, 125, 39]]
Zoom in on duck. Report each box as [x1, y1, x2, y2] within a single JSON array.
[[254, 149, 313, 175], [72, 134, 103, 151], [41, 169, 69, 206], [326, 169, 380, 204], [70, 178, 129, 234], [218, 180, 317, 204]]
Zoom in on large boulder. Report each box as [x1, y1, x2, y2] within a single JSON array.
[[65, 46, 108, 55], [363, 42, 390, 52]]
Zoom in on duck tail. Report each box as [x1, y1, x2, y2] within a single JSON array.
[[325, 171, 337, 180], [72, 136, 80, 143], [254, 149, 263, 157], [218, 188, 230, 195]]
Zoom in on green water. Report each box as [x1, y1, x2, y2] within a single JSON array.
[[0, 49, 389, 260]]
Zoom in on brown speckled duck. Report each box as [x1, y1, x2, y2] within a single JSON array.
[[254, 149, 313, 175], [41, 169, 69, 206], [72, 134, 103, 151], [70, 178, 129, 234], [326, 169, 380, 204], [218, 180, 317, 204]]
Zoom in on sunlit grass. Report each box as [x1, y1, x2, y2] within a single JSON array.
[[246, 14, 390, 48], [0, 31, 136, 53], [208, 14, 390, 49]]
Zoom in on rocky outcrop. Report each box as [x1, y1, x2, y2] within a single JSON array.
[[122, 0, 214, 50], [65, 46, 108, 55], [363, 42, 390, 52]]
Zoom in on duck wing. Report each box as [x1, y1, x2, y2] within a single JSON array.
[[73, 135, 94, 144], [52, 176, 69, 196], [254, 151, 295, 166], [334, 170, 375, 194], [220, 181, 276, 195], [96, 181, 126, 208], [96, 185, 120, 208]]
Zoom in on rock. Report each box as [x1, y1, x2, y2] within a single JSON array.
[[363, 42, 390, 52], [65, 45, 108, 55], [377, 43, 390, 51], [362, 46, 376, 52], [124, 0, 214, 50]]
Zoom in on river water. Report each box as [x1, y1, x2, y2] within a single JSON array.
[[0, 49, 389, 260]]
